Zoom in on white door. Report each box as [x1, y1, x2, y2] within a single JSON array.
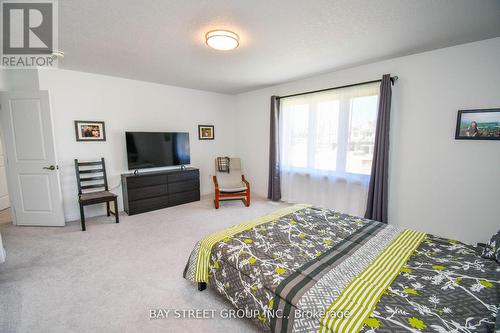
[[0, 137, 9, 210], [0, 91, 65, 226]]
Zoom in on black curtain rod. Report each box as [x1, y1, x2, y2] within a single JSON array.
[[278, 76, 398, 100]]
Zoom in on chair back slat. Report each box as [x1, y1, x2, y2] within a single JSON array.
[[78, 161, 102, 166], [79, 168, 104, 174], [74, 158, 109, 194], [81, 184, 106, 190], [80, 176, 105, 182]]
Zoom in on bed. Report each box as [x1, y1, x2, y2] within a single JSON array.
[[184, 204, 500, 332]]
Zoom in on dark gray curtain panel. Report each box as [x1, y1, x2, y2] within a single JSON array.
[[365, 74, 392, 223], [268, 96, 281, 201]]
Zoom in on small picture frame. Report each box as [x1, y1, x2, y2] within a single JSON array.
[[74, 120, 106, 142], [455, 109, 500, 140], [198, 125, 214, 140]]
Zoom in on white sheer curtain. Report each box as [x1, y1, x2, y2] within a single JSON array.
[[280, 82, 379, 216]]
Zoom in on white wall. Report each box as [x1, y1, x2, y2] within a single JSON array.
[[0, 70, 6, 90], [0, 71, 9, 209], [4, 38, 499, 244], [234, 37, 500, 245], [38, 69, 235, 221], [1, 69, 39, 90]]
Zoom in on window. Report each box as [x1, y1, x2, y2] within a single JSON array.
[[281, 82, 379, 176]]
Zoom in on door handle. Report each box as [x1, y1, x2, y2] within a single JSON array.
[[43, 165, 58, 170]]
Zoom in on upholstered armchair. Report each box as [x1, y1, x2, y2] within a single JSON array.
[[213, 157, 250, 209]]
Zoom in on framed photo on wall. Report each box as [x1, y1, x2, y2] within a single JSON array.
[[455, 109, 500, 140], [198, 125, 214, 140], [74, 120, 106, 141]]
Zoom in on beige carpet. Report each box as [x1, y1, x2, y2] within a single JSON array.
[[0, 197, 289, 333]]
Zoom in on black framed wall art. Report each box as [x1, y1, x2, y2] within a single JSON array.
[[455, 109, 500, 140], [198, 125, 214, 140], [74, 121, 106, 141]]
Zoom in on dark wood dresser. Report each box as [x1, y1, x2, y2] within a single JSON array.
[[121, 168, 200, 215]]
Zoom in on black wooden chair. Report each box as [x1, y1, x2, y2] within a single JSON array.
[[74, 158, 119, 231]]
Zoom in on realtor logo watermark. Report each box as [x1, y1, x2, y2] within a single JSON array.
[[1, 0, 58, 68]]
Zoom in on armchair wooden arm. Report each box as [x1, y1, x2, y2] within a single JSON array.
[[213, 176, 220, 209], [241, 175, 249, 187], [241, 175, 251, 207]]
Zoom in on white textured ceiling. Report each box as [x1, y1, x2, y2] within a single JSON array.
[[59, 0, 500, 94]]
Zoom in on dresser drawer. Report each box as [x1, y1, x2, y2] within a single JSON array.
[[168, 190, 200, 206], [122, 168, 200, 215], [128, 195, 169, 213], [128, 184, 167, 201], [168, 179, 199, 194], [168, 170, 199, 183], [127, 174, 168, 189]]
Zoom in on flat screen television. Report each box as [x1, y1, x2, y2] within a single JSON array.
[[125, 132, 190, 170]]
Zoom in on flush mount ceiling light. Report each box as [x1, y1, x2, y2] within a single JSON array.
[[205, 30, 239, 51]]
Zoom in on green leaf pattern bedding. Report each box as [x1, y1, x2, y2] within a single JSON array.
[[359, 236, 499, 333], [184, 205, 499, 332]]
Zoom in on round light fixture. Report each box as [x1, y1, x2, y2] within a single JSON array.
[[205, 30, 239, 51]]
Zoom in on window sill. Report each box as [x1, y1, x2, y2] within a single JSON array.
[[281, 167, 370, 184]]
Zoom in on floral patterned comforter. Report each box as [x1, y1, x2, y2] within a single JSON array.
[[359, 235, 499, 333], [184, 205, 500, 332]]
